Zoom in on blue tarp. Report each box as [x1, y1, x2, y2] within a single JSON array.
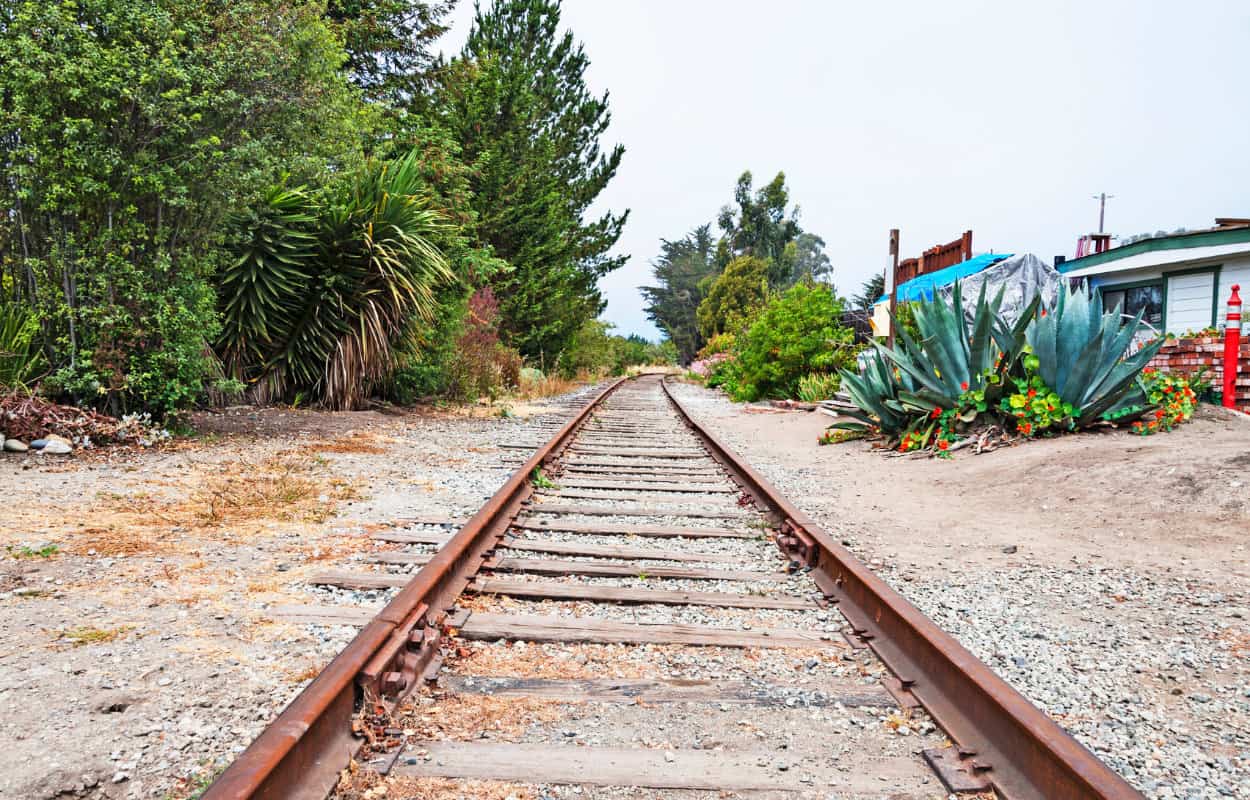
[[875, 253, 1013, 304]]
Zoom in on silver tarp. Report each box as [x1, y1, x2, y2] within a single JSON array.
[[937, 253, 1062, 327]]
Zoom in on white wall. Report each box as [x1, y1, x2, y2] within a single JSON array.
[[1218, 255, 1250, 322]]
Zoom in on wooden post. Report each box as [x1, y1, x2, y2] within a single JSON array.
[[887, 229, 900, 349]]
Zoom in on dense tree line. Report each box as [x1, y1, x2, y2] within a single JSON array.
[[0, 0, 635, 413], [643, 170, 835, 364]]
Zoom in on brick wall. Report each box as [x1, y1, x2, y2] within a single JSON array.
[[1146, 335, 1250, 409]]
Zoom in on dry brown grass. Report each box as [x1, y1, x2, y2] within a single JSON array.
[[73, 525, 169, 557], [54, 625, 132, 648], [398, 692, 570, 742], [446, 640, 650, 680], [336, 765, 534, 800], [80, 453, 358, 546], [302, 436, 389, 455]]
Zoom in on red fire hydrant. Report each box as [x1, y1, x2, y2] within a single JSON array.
[[1224, 284, 1242, 409]]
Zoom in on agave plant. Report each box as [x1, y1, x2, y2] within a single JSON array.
[[219, 151, 455, 409], [834, 282, 1038, 435], [1025, 284, 1162, 427]]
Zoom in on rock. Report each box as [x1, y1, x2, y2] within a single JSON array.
[[91, 690, 144, 714], [30, 438, 47, 449], [3, 438, 29, 452], [1002, 545, 1019, 554], [46, 433, 72, 445], [40, 439, 72, 455]]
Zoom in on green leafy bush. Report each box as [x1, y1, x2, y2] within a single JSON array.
[[718, 282, 856, 402], [796, 373, 841, 403], [1, 0, 362, 414], [696, 255, 770, 339]]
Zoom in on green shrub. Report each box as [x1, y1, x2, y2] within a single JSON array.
[[720, 282, 855, 401], [796, 372, 841, 402], [696, 255, 770, 339]]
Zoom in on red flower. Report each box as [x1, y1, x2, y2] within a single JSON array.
[[931, 407, 942, 419], [1027, 388, 1037, 398], [1155, 409, 1166, 419], [937, 439, 950, 451], [960, 382, 969, 391], [1040, 309, 1048, 317]]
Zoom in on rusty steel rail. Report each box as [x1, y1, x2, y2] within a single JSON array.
[[660, 378, 1142, 800], [201, 377, 629, 800]]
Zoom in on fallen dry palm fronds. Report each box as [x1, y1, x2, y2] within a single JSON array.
[[0, 391, 165, 446], [300, 435, 389, 455]]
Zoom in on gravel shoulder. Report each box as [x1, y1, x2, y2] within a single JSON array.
[[667, 381, 1250, 800], [0, 391, 598, 800]]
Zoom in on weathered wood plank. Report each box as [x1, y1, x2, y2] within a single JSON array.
[[514, 519, 756, 538], [269, 603, 378, 626], [527, 502, 746, 520], [566, 449, 706, 459], [400, 741, 833, 790], [458, 611, 836, 649], [541, 488, 738, 503], [439, 675, 887, 707], [369, 532, 743, 563], [488, 557, 784, 582], [556, 479, 733, 493], [502, 537, 742, 563], [471, 578, 812, 608]]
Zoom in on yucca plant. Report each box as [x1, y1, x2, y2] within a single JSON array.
[[1025, 284, 1162, 427], [218, 184, 318, 394], [218, 151, 455, 409], [0, 300, 46, 388]]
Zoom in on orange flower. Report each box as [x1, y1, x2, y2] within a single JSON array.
[[937, 439, 950, 451], [1027, 388, 1037, 398]]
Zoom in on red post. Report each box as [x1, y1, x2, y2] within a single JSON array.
[[1224, 284, 1242, 409]]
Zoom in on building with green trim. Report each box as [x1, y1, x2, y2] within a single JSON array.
[[1058, 220, 1250, 336]]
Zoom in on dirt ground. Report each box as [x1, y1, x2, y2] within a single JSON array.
[[0, 400, 570, 800], [697, 401, 1250, 584], [670, 384, 1249, 798]]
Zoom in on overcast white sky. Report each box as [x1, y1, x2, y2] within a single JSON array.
[[441, 1, 1250, 339]]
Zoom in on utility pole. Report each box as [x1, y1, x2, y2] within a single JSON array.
[[886, 229, 900, 349], [1093, 192, 1114, 234]]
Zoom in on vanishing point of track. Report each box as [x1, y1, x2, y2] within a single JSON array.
[[202, 374, 1143, 800]]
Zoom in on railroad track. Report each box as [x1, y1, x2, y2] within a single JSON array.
[[203, 374, 1142, 800]]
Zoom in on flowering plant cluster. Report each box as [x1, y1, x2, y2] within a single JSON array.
[[1000, 374, 1076, 437], [1131, 369, 1197, 435]]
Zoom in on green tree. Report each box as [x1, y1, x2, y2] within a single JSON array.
[[781, 232, 834, 287], [696, 255, 770, 339], [0, 0, 362, 413], [641, 224, 717, 363], [852, 274, 885, 310], [326, 0, 455, 108], [434, 0, 628, 362], [716, 171, 800, 286], [726, 282, 855, 402]]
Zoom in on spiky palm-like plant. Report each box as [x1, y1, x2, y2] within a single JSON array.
[[219, 151, 454, 408], [0, 301, 46, 389]]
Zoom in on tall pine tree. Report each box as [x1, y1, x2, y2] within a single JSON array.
[[642, 225, 717, 363], [435, 0, 627, 362]]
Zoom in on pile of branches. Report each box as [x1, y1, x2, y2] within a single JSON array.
[[0, 392, 163, 447]]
